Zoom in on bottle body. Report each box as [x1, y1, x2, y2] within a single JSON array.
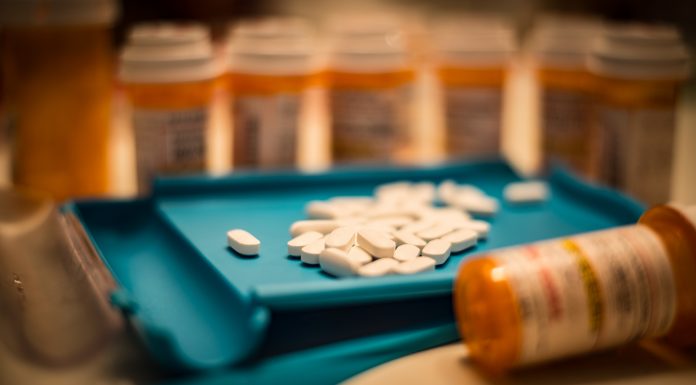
[[327, 68, 415, 163], [2, 25, 113, 201], [454, 204, 696, 372]]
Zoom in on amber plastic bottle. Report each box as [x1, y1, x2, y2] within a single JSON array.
[[454, 204, 696, 373]]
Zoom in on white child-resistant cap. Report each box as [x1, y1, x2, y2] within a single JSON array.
[[0, 0, 118, 26], [432, 15, 516, 67], [529, 14, 602, 70]]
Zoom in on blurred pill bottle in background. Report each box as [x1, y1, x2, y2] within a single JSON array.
[[324, 15, 416, 164], [454, 204, 696, 373], [530, 16, 601, 178], [433, 16, 514, 159], [119, 23, 219, 193], [228, 18, 317, 169], [0, 0, 117, 201], [588, 24, 690, 205]]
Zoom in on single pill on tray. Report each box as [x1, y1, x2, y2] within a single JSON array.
[[401, 219, 437, 234], [358, 258, 399, 277], [393, 257, 436, 275], [441, 228, 477, 252], [347, 246, 373, 265], [412, 182, 436, 203], [301, 238, 325, 265], [290, 220, 345, 237], [504, 181, 549, 204], [392, 230, 427, 249], [422, 239, 451, 265], [375, 181, 412, 202], [305, 201, 346, 219], [417, 223, 454, 241], [320, 248, 361, 277], [455, 194, 499, 217], [325, 226, 357, 251], [437, 179, 459, 205], [453, 219, 490, 238], [287, 231, 323, 256], [227, 229, 260, 255], [394, 244, 420, 262], [357, 229, 396, 259]]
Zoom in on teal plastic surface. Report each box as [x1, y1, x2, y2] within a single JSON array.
[[67, 160, 644, 374]]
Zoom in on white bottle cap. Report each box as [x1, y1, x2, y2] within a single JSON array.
[[231, 17, 313, 40], [588, 23, 691, 81], [0, 0, 118, 26], [432, 15, 516, 67], [119, 22, 219, 84], [529, 14, 602, 70]]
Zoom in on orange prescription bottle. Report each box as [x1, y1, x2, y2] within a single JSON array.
[[325, 21, 415, 163], [0, 0, 117, 201], [531, 16, 601, 178], [454, 204, 696, 373], [434, 18, 514, 158], [228, 19, 316, 168], [588, 24, 690, 205], [119, 23, 219, 192]]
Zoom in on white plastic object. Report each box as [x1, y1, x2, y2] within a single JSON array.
[[300, 238, 325, 265], [453, 219, 490, 238], [319, 248, 361, 277], [356, 229, 396, 259], [358, 258, 400, 277], [325, 226, 357, 251], [290, 220, 347, 237], [287, 231, 323, 256], [416, 224, 454, 241], [422, 239, 452, 265], [305, 201, 347, 219], [392, 230, 427, 249], [504, 181, 550, 204], [440, 228, 478, 252], [347, 246, 373, 265], [393, 257, 436, 275], [227, 229, 260, 255], [394, 244, 421, 262]]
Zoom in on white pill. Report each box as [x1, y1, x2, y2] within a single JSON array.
[[504, 181, 550, 204], [441, 228, 478, 252], [227, 229, 260, 256], [329, 196, 374, 206], [365, 215, 414, 229], [360, 225, 396, 240], [394, 244, 421, 262], [454, 194, 499, 217], [325, 226, 357, 251], [417, 224, 454, 241], [319, 248, 361, 277], [347, 246, 373, 265], [392, 230, 427, 249], [356, 229, 396, 259], [364, 205, 418, 220], [412, 182, 436, 203], [358, 258, 400, 277], [422, 239, 452, 265], [375, 181, 412, 202], [290, 220, 345, 237], [437, 180, 459, 205], [452, 219, 490, 238], [393, 257, 436, 275], [287, 231, 324, 256], [401, 219, 437, 234], [305, 201, 346, 219], [426, 207, 471, 223], [300, 238, 325, 265]]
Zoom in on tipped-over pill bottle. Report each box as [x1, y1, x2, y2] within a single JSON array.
[[119, 23, 220, 192], [454, 204, 696, 373], [588, 24, 690, 205], [325, 17, 416, 163], [531, 16, 601, 178], [434, 17, 514, 158], [227, 18, 317, 168], [0, 0, 117, 201]]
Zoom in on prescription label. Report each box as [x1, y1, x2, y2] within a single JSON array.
[[542, 88, 594, 176], [597, 106, 675, 204], [330, 86, 411, 162], [232, 94, 299, 168], [493, 225, 676, 365], [133, 107, 208, 191], [444, 87, 501, 156]]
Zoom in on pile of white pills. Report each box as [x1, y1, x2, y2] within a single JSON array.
[[227, 179, 549, 278]]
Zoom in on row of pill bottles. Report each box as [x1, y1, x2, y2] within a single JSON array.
[[432, 18, 515, 158], [588, 24, 690, 205], [324, 17, 416, 164], [227, 19, 317, 169], [530, 16, 601, 178], [0, 0, 117, 201], [119, 23, 220, 193]]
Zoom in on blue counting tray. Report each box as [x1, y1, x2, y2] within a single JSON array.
[[66, 160, 644, 375]]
